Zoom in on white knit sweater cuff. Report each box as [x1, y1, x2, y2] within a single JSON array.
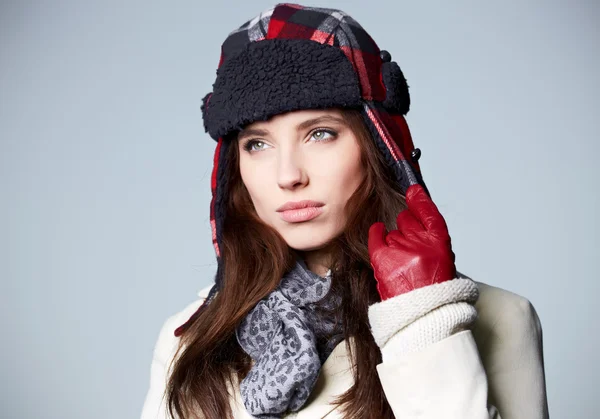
[[368, 277, 479, 352], [382, 302, 478, 360]]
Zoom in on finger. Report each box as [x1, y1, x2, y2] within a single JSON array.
[[405, 184, 450, 239], [368, 222, 388, 259], [384, 228, 404, 246], [396, 207, 425, 237]]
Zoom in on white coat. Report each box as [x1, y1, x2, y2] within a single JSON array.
[[141, 280, 549, 418]]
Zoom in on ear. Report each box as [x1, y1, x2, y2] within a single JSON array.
[[380, 50, 411, 115]]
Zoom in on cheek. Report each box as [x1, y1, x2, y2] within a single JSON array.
[[239, 160, 272, 217], [315, 143, 364, 192], [341, 155, 364, 186]]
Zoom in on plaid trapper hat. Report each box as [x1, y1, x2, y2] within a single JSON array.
[[175, 3, 429, 336]]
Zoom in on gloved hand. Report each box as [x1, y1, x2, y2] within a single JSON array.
[[368, 184, 457, 301]]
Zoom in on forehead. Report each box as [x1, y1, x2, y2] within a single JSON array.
[[244, 108, 345, 130]]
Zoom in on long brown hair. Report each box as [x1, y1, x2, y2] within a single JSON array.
[[166, 108, 408, 418]]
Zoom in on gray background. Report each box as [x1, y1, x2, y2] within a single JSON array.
[[2, 1, 598, 418]]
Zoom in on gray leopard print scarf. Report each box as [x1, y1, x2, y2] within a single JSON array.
[[235, 259, 345, 418]]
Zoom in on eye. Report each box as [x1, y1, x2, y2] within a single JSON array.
[[310, 129, 337, 142], [242, 140, 271, 153]]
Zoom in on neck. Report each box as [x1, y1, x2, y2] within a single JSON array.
[[297, 248, 332, 277]]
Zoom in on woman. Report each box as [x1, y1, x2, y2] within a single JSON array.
[[141, 4, 549, 418]]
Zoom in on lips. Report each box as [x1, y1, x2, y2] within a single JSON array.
[[276, 200, 325, 223], [276, 200, 325, 212]]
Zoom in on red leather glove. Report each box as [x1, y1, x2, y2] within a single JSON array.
[[368, 184, 457, 301]]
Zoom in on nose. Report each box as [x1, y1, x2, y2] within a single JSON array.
[[277, 149, 308, 190]]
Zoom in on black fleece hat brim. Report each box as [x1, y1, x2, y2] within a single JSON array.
[[201, 38, 365, 140]]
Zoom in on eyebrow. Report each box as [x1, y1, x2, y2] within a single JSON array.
[[237, 115, 347, 141]]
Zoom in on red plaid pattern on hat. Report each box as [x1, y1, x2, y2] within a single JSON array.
[[219, 3, 386, 101]]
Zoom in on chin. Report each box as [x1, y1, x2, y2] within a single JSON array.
[[279, 225, 339, 252]]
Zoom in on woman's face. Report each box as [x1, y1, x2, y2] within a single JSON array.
[[238, 108, 365, 252]]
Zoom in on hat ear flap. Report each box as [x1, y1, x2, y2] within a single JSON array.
[[381, 61, 410, 115], [201, 92, 213, 134]]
